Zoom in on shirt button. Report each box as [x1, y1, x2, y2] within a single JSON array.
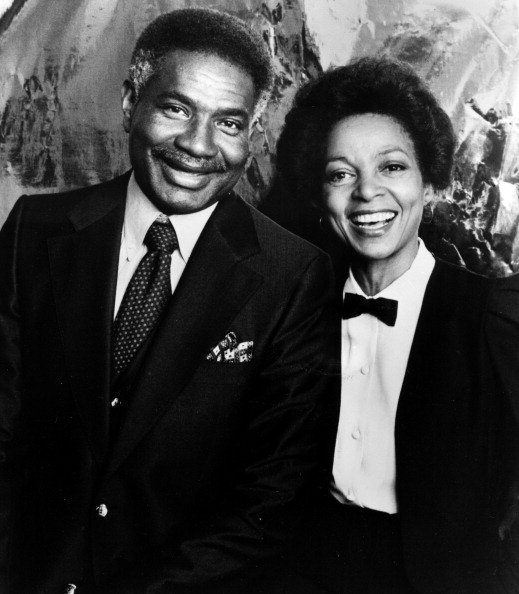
[[361, 365, 370, 375], [65, 585, 77, 594], [352, 428, 361, 440], [96, 504, 108, 517], [111, 397, 121, 407]]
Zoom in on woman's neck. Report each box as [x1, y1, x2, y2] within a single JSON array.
[[350, 243, 419, 297]]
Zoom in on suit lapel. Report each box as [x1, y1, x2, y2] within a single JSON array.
[[48, 174, 129, 466], [105, 194, 263, 478], [396, 261, 447, 421], [395, 260, 485, 438]]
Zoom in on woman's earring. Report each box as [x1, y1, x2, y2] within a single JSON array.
[[422, 202, 434, 224]]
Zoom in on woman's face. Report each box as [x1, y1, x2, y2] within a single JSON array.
[[321, 113, 433, 269]]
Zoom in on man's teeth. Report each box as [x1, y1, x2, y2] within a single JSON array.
[[350, 211, 396, 228]]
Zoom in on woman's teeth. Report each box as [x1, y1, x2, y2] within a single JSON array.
[[350, 211, 396, 229]]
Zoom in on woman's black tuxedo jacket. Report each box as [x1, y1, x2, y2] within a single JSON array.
[[320, 258, 519, 593]]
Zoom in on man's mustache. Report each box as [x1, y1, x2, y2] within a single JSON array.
[[152, 146, 227, 173]]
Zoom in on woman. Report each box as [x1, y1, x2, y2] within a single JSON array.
[[272, 58, 519, 593]]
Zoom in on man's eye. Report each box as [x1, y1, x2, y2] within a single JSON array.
[[162, 105, 188, 117], [217, 120, 243, 135]]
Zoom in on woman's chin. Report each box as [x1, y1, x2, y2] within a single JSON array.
[[346, 235, 397, 264]]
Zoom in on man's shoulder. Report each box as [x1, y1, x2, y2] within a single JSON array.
[[19, 174, 128, 208], [11, 174, 129, 227], [239, 197, 327, 267]]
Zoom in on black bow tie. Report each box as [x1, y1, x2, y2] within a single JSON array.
[[342, 293, 398, 326]]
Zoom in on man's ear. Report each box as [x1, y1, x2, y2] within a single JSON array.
[[121, 81, 136, 133]]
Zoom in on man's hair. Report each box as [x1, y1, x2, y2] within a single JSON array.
[[129, 8, 274, 112], [276, 56, 456, 208]]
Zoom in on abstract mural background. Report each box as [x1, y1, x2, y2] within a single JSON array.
[[1, 0, 519, 276]]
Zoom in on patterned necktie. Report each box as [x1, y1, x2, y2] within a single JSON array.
[[342, 292, 398, 326], [112, 216, 178, 375]]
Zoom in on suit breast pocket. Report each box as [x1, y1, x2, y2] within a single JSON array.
[[190, 360, 253, 385]]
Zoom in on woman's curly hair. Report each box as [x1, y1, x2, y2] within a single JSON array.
[[276, 57, 456, 210]]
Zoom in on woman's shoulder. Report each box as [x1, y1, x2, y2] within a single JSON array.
[[431, 256, 493, 294], [487, 271, 519, 324], [433, 256, 490, 279], [422, 257, 497, 323]]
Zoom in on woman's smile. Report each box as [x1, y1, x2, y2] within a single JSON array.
[[348, 210, 397, 233]]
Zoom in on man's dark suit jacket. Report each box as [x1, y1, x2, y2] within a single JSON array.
[[311, 258, 519, 593], [0, 173, 336, 593]]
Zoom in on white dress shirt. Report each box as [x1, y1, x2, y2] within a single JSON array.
[[331, 240, 435, 514], [114, 173, 218, 318]]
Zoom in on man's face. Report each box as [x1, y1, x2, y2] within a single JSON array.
[[122, 49, 256, 214]]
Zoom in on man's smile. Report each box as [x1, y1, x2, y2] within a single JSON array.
[[152, 146, 227, 175], [157, 158, 215, 190]]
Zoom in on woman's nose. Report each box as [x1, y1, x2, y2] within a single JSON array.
[[352, 174, 384, 201], [174, 118, 218, 158]]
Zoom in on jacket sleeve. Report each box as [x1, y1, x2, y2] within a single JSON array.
[[486, 274, 519, 591], [0, 199, 25, 591], [106, 252, 339, 594]]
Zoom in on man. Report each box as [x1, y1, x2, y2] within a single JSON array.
[[0, 9, 336, 593]]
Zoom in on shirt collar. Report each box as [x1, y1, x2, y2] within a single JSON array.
[[123, 172, 218, 263], [346, 239, 435, 302]]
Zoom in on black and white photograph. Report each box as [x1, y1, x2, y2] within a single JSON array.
[[0, 1, 518, 592]]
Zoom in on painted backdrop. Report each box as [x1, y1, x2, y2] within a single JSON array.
[[1, 0, 519, 276]]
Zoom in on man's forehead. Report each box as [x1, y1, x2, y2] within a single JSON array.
[[158, 48, 251, 80], [151, 49, 257, 114]]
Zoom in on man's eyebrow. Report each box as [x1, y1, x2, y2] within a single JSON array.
[[156, 90, 192, 104], [156, 91, 251, 120], [215, 107, 251, 120], [154, 90, 192, 107]]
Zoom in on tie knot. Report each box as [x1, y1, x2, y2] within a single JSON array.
[[144, 218, 178, 254]]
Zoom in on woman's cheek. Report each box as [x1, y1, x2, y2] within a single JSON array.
[[327, 215, 349, 244]]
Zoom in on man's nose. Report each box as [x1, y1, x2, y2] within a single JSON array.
[[174, 118, 218, 158]]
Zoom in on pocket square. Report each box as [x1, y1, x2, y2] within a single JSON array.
[[206, 332, 253, 363]]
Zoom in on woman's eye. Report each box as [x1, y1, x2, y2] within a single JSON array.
[[325, 170, 355, 185], [383, 163, 407, 173]]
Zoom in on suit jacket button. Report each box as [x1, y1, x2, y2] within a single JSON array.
[[65, 585, 77, 594], [96, 503, 108, 517]]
